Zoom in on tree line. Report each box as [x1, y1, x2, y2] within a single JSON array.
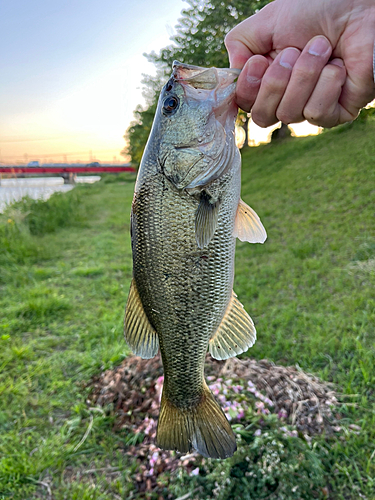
[[122, 0, 272, 166]]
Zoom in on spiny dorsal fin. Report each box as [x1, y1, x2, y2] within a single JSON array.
[[124, 279, 159, 359], [233, 198, 267, 243], [195, 192, 220, 249], [209, 290, 256, 360]]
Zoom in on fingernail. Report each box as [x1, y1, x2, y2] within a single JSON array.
[[279, 48, 300, 70], [330, 58, 344, 68], [246, 75, 261, 84], [308, 36, 331, 57], [245, 57, 268, 84]]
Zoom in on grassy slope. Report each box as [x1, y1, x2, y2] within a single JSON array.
[[0, 118, 374, 499], [238, 121, 375, 497]]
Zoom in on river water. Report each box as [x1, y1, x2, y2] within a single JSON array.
[[0, 176, 101, 212]]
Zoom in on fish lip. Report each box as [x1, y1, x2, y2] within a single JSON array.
[[172, 60, 241, 76], [172, 60, 240, 90]]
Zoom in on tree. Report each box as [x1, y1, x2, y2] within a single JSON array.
[[121, 102, 158, 166], [124, 0, 272, 165], [147, 0, 270, 69]]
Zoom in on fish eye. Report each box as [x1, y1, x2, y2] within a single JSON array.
[[162, 96, 179, 115]]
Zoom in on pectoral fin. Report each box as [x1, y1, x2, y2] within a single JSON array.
[[124, 279, 159, 359], [209, 291, 256, 360], [233, 199, 267, 243], [195, 192, 221, 249]]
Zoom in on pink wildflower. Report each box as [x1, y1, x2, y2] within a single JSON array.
[[190, 467, 199, 476], [278, 409, 288, 419]]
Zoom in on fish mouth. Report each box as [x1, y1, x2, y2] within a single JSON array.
[[172, 61, 240, 128], [172, 60, 240, 90]]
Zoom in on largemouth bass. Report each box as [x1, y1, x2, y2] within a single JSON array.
[[125, 61, 266, 459]]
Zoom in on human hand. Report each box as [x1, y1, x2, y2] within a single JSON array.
[[225, 0, 375, 128]]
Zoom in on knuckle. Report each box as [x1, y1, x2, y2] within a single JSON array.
[[237, 100, 251, 114], [303, 103, 326, 123], [251, 109, 276, 128], [262, 74, 287, 94], [346, 109, 359, 122], [236, 92, 256, 114], [303, 104, 338, 128], [322, 64, 346, 84], [276, 109, 299, 125], [310, 116, 336, 128]]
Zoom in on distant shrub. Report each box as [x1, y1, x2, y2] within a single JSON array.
[[12, 188, 85, 236], [0, 188, 85, 266]]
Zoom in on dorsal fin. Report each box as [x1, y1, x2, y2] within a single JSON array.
[[233, 199, 267, 243], [124, 279, 159, 359], [209, 291, 256, 360]]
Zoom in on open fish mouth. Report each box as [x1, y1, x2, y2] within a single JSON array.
[[172, 61, 240, 125], [172, 60, 240, 90]]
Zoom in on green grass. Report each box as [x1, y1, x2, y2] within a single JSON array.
[[236, 118, 375, 498], [0, 178, 137, 499], [0, 116, 375, 498]]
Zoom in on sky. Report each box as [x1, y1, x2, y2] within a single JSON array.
[[0, 0, 186, 164], [0, 0, 319, 165]]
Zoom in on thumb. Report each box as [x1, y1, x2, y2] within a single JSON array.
[[225, 3, 277, 69]]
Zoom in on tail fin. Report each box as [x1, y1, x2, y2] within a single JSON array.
[[156, 382, 236, 459]]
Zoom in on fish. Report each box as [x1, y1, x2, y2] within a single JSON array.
[[124, 61, 267, 459]]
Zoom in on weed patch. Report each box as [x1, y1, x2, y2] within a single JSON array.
[[11, 188, 86, 236]]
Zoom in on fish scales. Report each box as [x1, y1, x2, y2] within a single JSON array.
[[125, 61, 267, 459], [132, 161, 238, 408]]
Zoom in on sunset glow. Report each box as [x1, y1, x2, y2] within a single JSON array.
[[1, 0, 185, 164], [1, 0, 322, 165]]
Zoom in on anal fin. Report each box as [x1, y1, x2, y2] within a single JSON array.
[[233, 198, 267, 243], [209, 291, 256, 360], [124, 279, 159, 359]]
